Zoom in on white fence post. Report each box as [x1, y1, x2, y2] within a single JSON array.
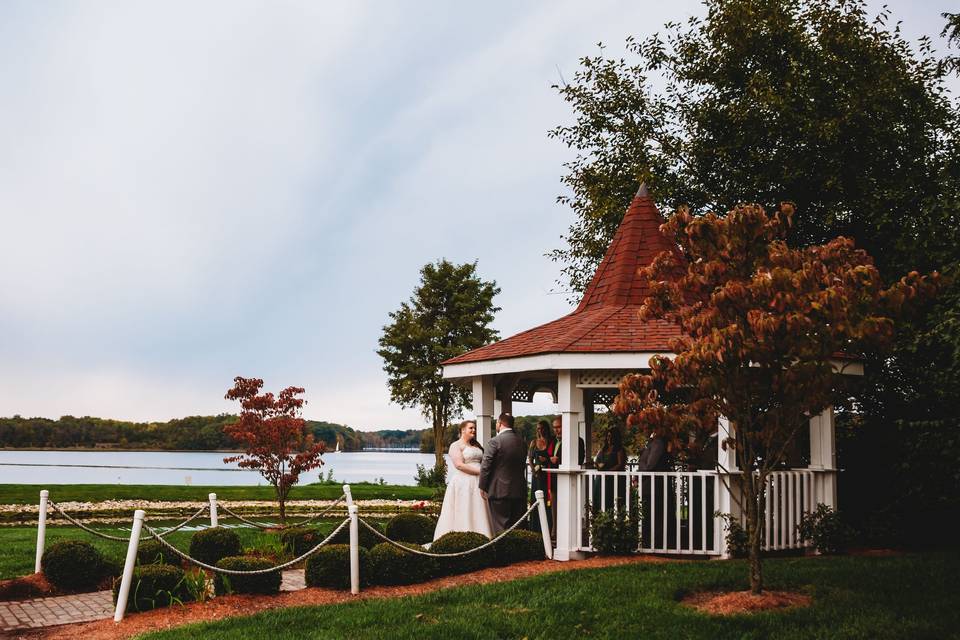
[[343, 484, 353, 508], [348, 504, 360, 595], [35, 490, 49, 573], [114, 510, 145, 623], [209, 493, 218, 528], [535, 490, 553, 560]]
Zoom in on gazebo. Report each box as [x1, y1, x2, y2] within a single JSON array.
[[442, 185, 858, 560]]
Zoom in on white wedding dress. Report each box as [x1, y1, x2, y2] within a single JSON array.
[[433, 441, 493, 540]]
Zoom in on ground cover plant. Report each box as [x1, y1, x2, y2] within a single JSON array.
[[140, 552, 960, 640]]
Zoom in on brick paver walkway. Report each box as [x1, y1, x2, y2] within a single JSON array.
[[0, 570, 305, 633]]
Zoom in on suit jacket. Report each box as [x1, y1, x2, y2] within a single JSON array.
[[555, 437, 586, 466], [478, 428, 527, 500]]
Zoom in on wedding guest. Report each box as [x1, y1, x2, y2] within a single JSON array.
[[527, 420, 554, 532], [593, 427, 627, 510], [548, 416, 586, 540]]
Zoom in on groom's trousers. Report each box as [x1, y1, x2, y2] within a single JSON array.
[[488, 497, 526, 536]]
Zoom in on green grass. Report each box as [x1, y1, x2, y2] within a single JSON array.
[[0, 483, 432, 505], [140, 552, 960, 640]]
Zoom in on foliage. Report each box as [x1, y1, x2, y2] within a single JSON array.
[[716, 512, 749, 559], [429, 531, 489, 575], [304, 544, 370, 590], [136, 552, 960, 640], [414, 462, 447, 489], [277, 527, 323, 557], [138, 540, 182, 567], [589, 502, 640, 555], [179, 568, 212, 603], [330, 520, 383, 550], [378, 260, 500, 467], [41, 540, 105, 591], [189, 528, 242, 566], [614, 203, 938, 592], [214, 556, 281, 595], [223, 377, 325, 522], [798, 504, 855, 555], [491, 530, 545, 566], [384, 513, 435, 545], [368, 542, 434, 585], [112, 564, 190, 613]]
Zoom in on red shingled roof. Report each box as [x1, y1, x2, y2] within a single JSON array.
[[443, 185, 683, 366]]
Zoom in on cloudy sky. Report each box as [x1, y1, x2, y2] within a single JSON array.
[[1, 1, 955, 430]]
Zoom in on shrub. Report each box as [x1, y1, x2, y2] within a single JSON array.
[[716, 512, 748, 558], [415, 462, 446, 488], [330, 520, 383, 549], [385, 513, 435, 544], [429, 531, 489, 575], [278, 527, 324, 557], [492, 530, 545, 566], [100, 555, 124, 579], [137, 540, 181, 567], [798, 503, 855, 555], [368, 542, 434, 585], [112, 564, 190, 613], [304, 544, 369, 590], [590, 505, 640, 555], [214, 556, 281, 595], [41, 540, 104, 592], [189, 528, 241, 566]]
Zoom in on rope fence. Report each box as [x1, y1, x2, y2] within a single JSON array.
[[217, 494, 346, 530], [46, 501, 210, 542]]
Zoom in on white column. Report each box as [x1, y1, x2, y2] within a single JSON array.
[[348, 505, 360, 594], [718, 416, 738, 472], [554, 369, 584, 561], [472, 376, 495, 445], [808, 406, 837, 508], [716, 416, 740, 558], [114, 509, 146, 622], [35, 490, 48, 573], [208, 493, 218, 528]]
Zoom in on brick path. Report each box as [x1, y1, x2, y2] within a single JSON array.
[[0, 571, 305, 633]]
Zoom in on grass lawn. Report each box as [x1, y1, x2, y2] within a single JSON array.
[[141, 552, 960, 640], [0, 519, 355, 580], [0, 482, 432, 505]]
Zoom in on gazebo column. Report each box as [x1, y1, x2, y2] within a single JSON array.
[[808, 406, 838, 509], [715, 416, 742, 558], [554, 370, 585, 561], [472, 376, 495, 445]]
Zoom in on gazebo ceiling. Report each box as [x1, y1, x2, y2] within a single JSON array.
[[443, 184, 682, 372]]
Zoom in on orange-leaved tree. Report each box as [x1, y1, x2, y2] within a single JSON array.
[[614, 203, 938, 593], [224, 376, 325, 522]]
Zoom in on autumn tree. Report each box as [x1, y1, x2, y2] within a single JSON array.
[[378, 260, 500, 470], [224, 377, 325, 522], [614, 203, 937, 593]]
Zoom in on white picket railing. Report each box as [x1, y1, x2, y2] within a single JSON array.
[[577, 469, 821, 555]]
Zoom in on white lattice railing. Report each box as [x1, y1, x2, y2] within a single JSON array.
[[577, 469, 823, 555]]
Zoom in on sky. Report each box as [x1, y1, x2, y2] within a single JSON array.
[[1, 1, 956, 430]]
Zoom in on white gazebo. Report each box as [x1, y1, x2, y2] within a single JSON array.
[[442, 185, 859, 560]]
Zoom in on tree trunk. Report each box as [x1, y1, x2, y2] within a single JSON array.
[[745, 471, 765, 594], [433, 418, 444, 469]]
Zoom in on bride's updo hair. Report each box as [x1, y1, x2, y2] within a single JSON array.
[[460, 419, 483, 452]]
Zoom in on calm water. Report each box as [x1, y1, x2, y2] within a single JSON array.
[[0, 450, 438, 486]]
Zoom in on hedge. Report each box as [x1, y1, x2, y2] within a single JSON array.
[[137, 540, 182, 567], [429, 531, 489, 575], [384, 513, 435, 545], [304, 544, 369, 590], [214, 556, 281, 595], [189, 528, 241, 566], [491, 530, 545, 566], [277, 527, 324, 557], [368, 542, 434, 585], [330, 520, 383, 549], [41, 540, 105, 592], [112, 564, 191, 613]]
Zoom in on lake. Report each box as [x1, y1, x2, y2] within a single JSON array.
[[0, 450, 439, 486]]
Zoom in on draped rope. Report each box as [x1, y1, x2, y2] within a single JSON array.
[[48, 501, 209, 542], [141, 517, 351, 575], [217, 494, 346, 529], [358, 500, 540, 558]]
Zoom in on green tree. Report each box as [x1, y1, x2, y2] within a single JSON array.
[[378, 260, 500, 469]]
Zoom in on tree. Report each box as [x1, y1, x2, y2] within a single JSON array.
[[551, 0, 960, 543], [223, 377, 325, 522], [378, 260, 500, 469], [613, 203, 937, 593]]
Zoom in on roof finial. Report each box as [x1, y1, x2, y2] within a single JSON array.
[[635, 182, 649, 198]]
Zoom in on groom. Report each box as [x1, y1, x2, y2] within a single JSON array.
[[478, 413, 527, 535]]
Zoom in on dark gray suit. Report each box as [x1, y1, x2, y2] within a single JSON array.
[[478, 428, 527, 535]]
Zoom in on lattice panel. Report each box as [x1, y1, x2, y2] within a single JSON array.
[[505, 382, 557, 403], [578, 370, 631, 387], [510, 387, 534, 403], [590, 389, 619, 406]]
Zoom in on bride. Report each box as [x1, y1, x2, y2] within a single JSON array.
[[433, 420, 492, 540]]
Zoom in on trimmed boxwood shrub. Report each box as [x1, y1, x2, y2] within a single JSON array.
[[429, 532, 489, 575], [213, 556, 281, 595], [112, 564, 191, 613], [304, 544, 370, 590], [368, 542, 434, 585], [137, 540, 181, 567], [277, 527, 324, 557], [492, 530, 546, 566], [41, 540, 105, 591], [189, 528, 241, 566], [330, 520, 383, 549], [384, 513, 435, 544]]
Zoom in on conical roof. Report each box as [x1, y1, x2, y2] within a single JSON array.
[[442, 185, 682, 366]]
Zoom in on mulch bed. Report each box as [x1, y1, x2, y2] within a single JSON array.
[[21, 555, 669, 640], [681, 589, 811, 615]]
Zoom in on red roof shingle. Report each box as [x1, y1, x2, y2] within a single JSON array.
[[443, 185, 682, 366]]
